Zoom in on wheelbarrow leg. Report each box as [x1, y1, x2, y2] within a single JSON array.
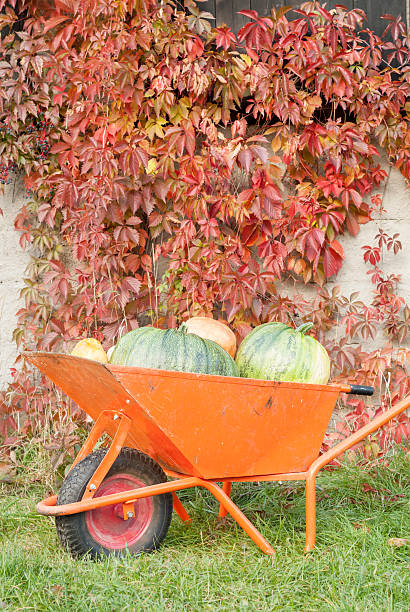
[[68, 410, 116, 471], [172, 492, 192, 523], [218, 481, 232, 517], [81, 412, 132, 501], [303, 394, 410, 552], [304, 473, 317, 552], [203, 481, 275, 555], [68, 409, 130, 473]]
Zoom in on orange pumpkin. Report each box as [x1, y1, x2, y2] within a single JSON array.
[[182, 317, 237, 358]]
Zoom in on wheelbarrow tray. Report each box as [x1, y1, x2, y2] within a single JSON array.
[[26, 352, 348, 479]]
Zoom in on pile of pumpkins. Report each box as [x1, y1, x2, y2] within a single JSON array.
[[71, 316, 330, 385]]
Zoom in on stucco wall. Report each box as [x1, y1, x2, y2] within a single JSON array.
[[0, 165, 409, 388], [327, 165, 409, 306], [0, 178, 29, 388]]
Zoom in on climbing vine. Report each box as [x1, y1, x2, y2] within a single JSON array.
[[0, 0, 408, 457]]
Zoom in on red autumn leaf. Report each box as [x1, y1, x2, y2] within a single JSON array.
[[237, 189, 254, 204], [346, 212, 360, 236], [362, 483, 377, 494], [323, 240, 344, 279], [237, 148, 253, 173], [296, 227, 325, 261], [241, 224, 260, 246], [350, 189, 362, 207], [42, 15, 70, 35], [94, 124, 120, 146], [250, 145, 269, 164], [362, 246, 381, 266], [215, 26, 236, 50], [123, 277, 141, 294], [153, 180, 168, 202]]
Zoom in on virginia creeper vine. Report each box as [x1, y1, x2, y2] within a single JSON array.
[[0, 0, 408, 457]]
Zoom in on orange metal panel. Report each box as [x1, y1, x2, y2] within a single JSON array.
[[24, 353, 196, 475], [108, 365, 345, 478], [25, 353, 347, 479]]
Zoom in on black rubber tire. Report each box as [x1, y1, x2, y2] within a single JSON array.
[[55, 448, 172, 560]]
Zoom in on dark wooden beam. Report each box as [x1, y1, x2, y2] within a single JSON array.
[[353, 1, 406, 38]]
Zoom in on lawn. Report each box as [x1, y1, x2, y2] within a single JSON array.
[[0, 447, 408, 611]]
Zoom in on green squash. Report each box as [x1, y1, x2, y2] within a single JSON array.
[[109, 325, 239, 377], [235, 322, 330, 384]]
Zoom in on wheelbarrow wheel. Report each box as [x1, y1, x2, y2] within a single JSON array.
[[55, 447, 172, 559]]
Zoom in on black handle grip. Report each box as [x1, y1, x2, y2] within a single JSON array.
[[348, 385, 374, 396]]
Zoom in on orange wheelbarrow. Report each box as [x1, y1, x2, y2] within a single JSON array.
[[26, 352, 410, 559]]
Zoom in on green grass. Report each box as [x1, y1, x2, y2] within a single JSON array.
[[0, 449, 408, 611]]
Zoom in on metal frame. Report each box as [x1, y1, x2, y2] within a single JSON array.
[[37, 394, 410, 555]]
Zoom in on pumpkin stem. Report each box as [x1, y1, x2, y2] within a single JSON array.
[[179, 322, 188, 335], [295, 322, 314, 335]]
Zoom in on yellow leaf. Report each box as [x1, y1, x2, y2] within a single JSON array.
[[215, 73, 227, 84], [154, 123, 165, 138], [146, 158, 158, 175], [271, 134, 282, 152], [239, 53, 252, 67]]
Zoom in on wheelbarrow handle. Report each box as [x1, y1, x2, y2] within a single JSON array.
[[348, 385, 374, 396]]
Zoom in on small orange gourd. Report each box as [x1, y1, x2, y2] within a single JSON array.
[[182, 317, 237, 357], [71, 338, 108, 363]]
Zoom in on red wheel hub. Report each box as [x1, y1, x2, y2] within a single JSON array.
[[85, 473, 153, 550]]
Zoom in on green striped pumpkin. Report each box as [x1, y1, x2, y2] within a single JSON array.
[[235, 322, 330, 384], [109, 325, 239, 377]]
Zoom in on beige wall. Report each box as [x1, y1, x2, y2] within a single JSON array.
[[0, 165, 409, 388], [328, 164, 409, 306], [0, 179, 30, 388]]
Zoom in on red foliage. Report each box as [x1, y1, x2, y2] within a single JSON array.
[[0, 1, 408, 454]]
